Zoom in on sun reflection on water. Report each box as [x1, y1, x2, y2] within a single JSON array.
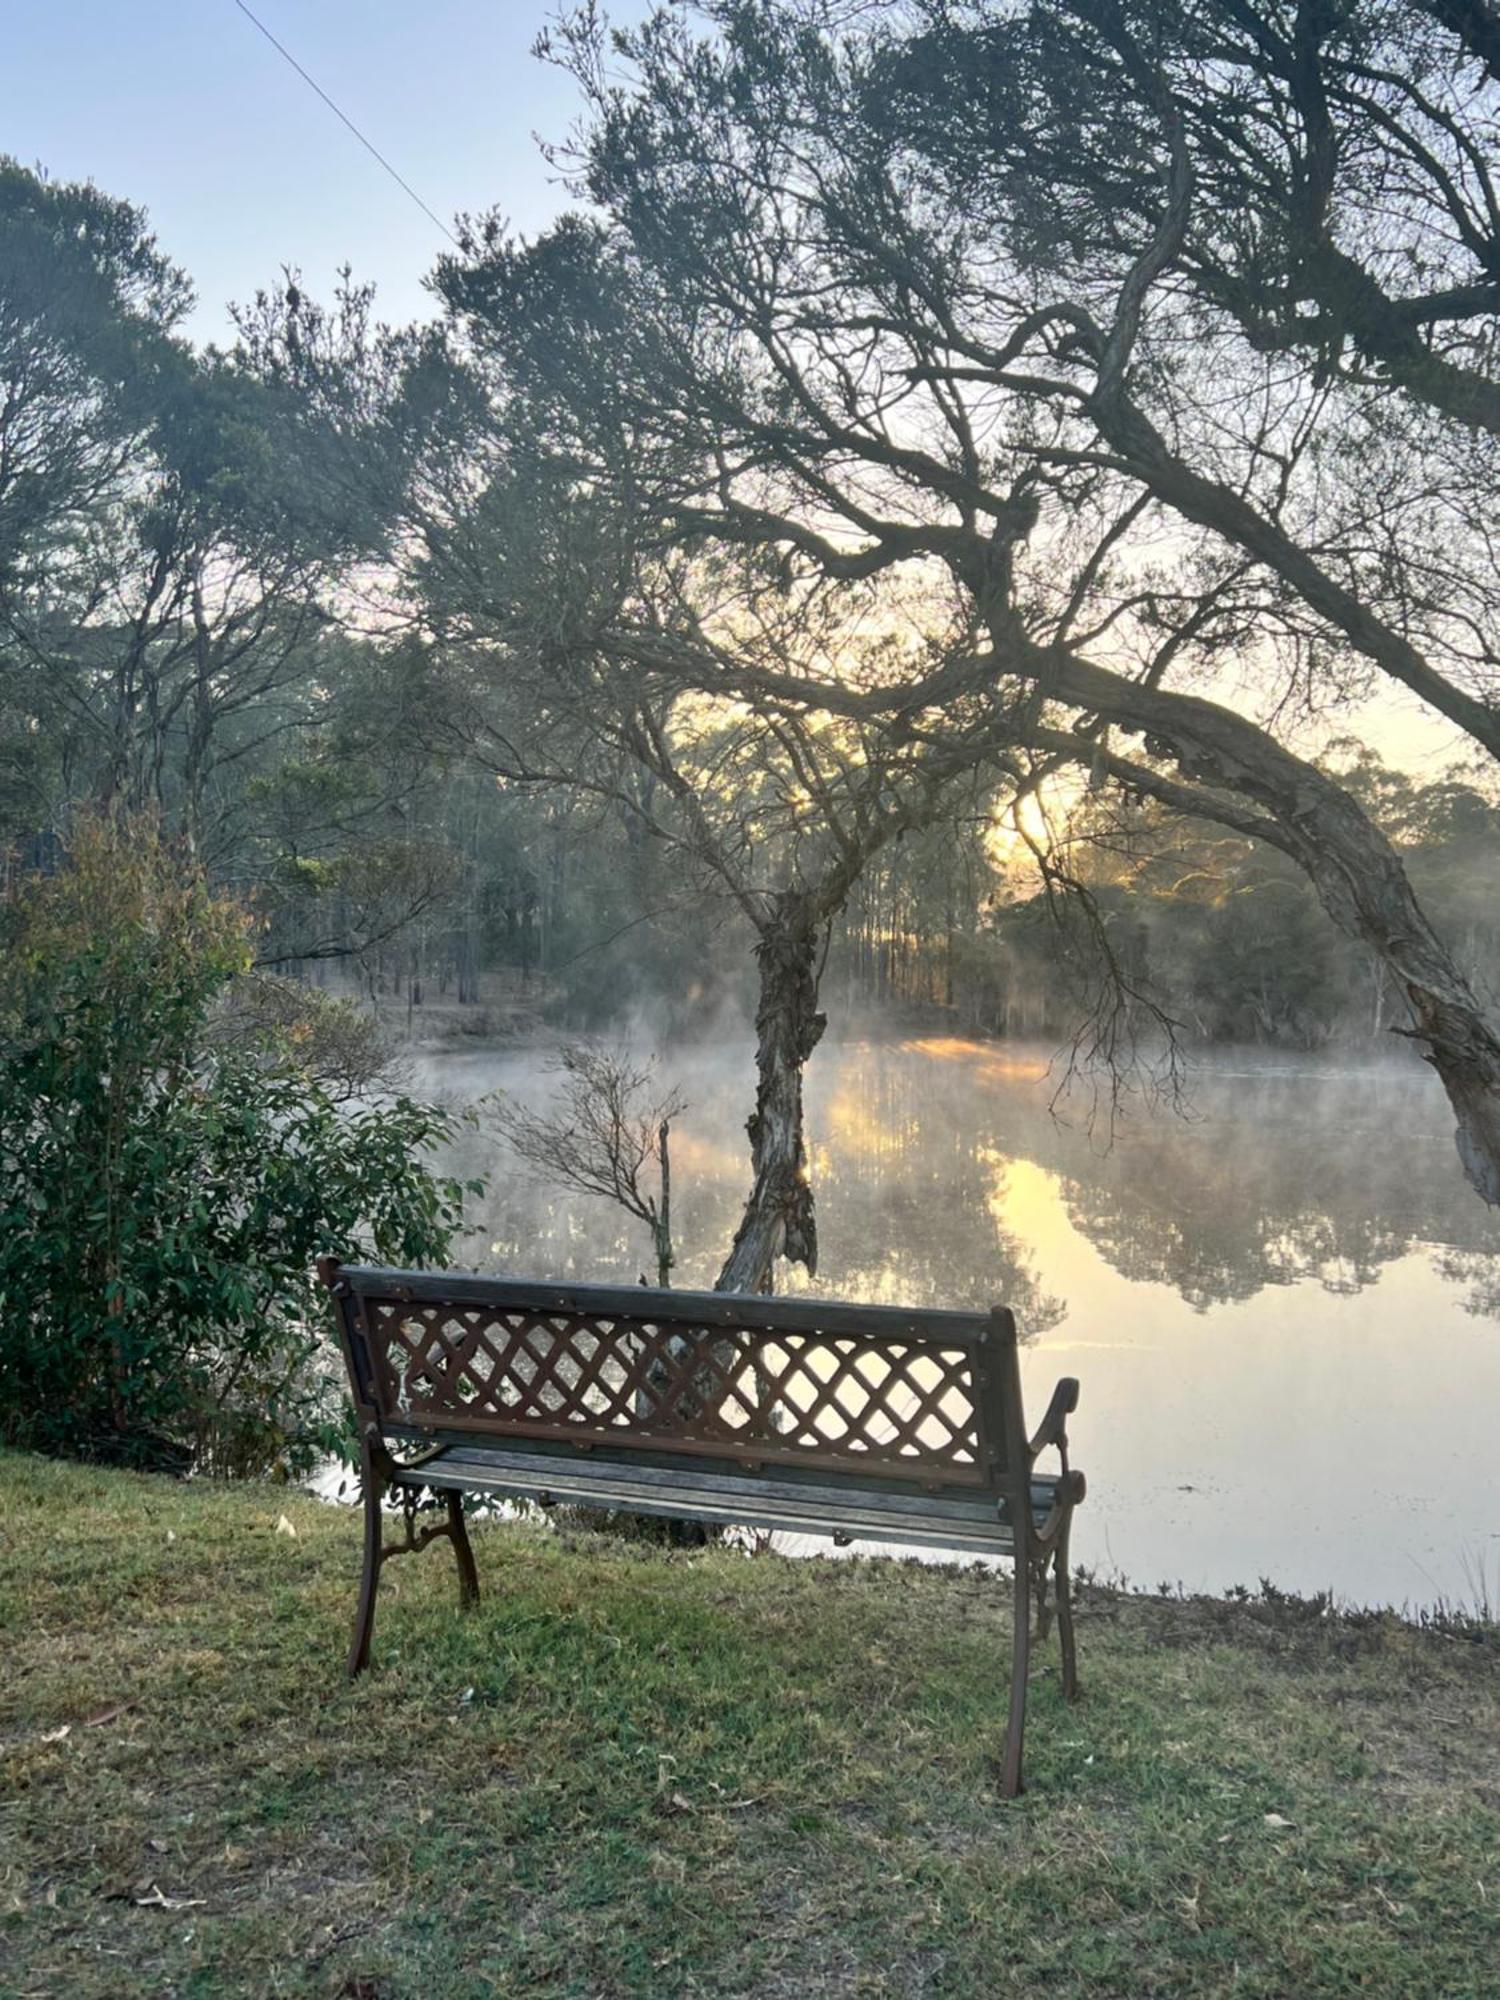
[[416, 1036, 1500, 1606]]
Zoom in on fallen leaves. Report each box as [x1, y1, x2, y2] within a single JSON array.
[[82, 1701, 134, 1730], [706, 1780, 760, 1810], [31, 1701, 137, 1748], [649, 1748, 760, 1817]]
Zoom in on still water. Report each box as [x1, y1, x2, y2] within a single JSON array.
[[408, 1036, 1500, 1611]]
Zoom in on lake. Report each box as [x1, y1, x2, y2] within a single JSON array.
[[407, 1034, 1500, 1611]]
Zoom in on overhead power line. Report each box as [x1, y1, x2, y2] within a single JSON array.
[[231, 0, 460, 249]]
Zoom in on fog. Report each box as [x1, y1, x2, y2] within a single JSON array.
[[403, 1033, 1500, 1613]]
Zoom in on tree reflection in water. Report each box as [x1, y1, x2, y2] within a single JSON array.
[[414, 1036, 1500, 1606]]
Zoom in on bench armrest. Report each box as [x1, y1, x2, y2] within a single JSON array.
[[1029, 1377, 1079, 1462], [1031, 1466, 1087, 1549]]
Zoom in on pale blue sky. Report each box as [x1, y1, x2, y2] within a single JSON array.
[[4, 3, 1469, 772], [8, 1, 639, 343]]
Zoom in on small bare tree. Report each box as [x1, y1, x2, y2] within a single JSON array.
[[490, 1043, 685, 1287]]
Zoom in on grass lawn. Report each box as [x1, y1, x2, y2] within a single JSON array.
[[2, 1450, 1497, 1998]]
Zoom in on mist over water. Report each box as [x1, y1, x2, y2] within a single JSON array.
[[409, 1034, 1500, 1611]]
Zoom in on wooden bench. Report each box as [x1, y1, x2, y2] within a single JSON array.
[[317, 1259, 1086, 1796]]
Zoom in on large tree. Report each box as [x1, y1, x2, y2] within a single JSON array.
[[383, 348, 1021, 1286], [0, 170, 460, 974], [0, 167, 384, 850], [479, 0, 1500, 1204]]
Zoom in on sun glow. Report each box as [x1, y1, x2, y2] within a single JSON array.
[[900, 1038, 1051, 1083], [983, 789, 1055, 869]]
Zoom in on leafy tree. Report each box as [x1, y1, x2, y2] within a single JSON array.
[[512, 0, 1500, 1204], [371, 305, 1021, 1289], [0, 166, 472, 983], [0, 816, 479, 1473]]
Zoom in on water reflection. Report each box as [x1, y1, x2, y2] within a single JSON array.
[[411, 1037, 1500, 1607], [839, 1040, 1500, 1308]]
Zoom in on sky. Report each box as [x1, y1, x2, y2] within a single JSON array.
[[7, 0, 639, 344], [6, 2, 1474, 777]]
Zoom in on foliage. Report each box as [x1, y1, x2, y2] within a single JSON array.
[[0, 817, 479, 1474], [482, 0, 1500, 1203], [7, 145, 1500, 1074], [10, 24, 1500, 1233], [830, 751, 1500, 1053], [207, 970, 406, 1099]]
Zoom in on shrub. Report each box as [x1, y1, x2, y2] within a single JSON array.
[[0, 816, 480, 1474]]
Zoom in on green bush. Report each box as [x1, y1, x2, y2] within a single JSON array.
[[0, 817, 480, 1474]]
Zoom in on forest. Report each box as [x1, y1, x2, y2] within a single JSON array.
[[10, 0, 1500, 1334], [6, 21, 1500, 1993], [5, 138, 1499, 1056]]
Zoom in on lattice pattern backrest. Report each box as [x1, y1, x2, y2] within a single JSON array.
[[357, 1294, 999, 1489]]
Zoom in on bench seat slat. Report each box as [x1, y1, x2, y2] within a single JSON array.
[[410, 1439, 1056, 1520], [383, 1424, 1005, 1510], [390, 1442, 1059, 1554]]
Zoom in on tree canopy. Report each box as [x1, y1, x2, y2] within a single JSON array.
[[9, 3, 1500, 1302]]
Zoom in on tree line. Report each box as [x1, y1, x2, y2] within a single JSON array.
[[8, 0, 1500, 1305], [830, 744, 1500, 1051]]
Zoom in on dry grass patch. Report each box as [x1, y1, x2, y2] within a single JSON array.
[[2, 1450, 1497, 1998]]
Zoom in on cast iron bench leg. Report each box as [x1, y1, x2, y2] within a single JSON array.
[[348, 1461, 480, 1678], [1055, 1525, 1079, 1703], [349, 1464, 383, 1679], [1000, 1548, 1031, 1798], [1034, 1551, 1054, 1643], [448, 1492, 480, 1609]]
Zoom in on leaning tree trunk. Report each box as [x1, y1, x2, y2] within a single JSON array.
[[1270, 767, 1500, 1205], [716, 890, 827, 1294], [1209, 761, 1500, 1206], [1406, 991, 1500, 1205], [1037, 649, 1500, 1205], [1287, 860, 1500, 1205]]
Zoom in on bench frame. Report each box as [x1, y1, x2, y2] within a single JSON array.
[[317, 1259, 1084, 1796]]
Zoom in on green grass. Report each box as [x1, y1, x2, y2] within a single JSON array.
[[2, 1451, 1497, 1998]]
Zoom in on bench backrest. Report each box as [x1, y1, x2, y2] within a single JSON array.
[[319, 1262, 1030, 1495]]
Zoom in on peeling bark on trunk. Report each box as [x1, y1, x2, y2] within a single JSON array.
[[1407, 993, 1500, 1206], [1300, 836, 1500, 1206], [716, 891, 827, 1294], [638, 902, 826, 1537]]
